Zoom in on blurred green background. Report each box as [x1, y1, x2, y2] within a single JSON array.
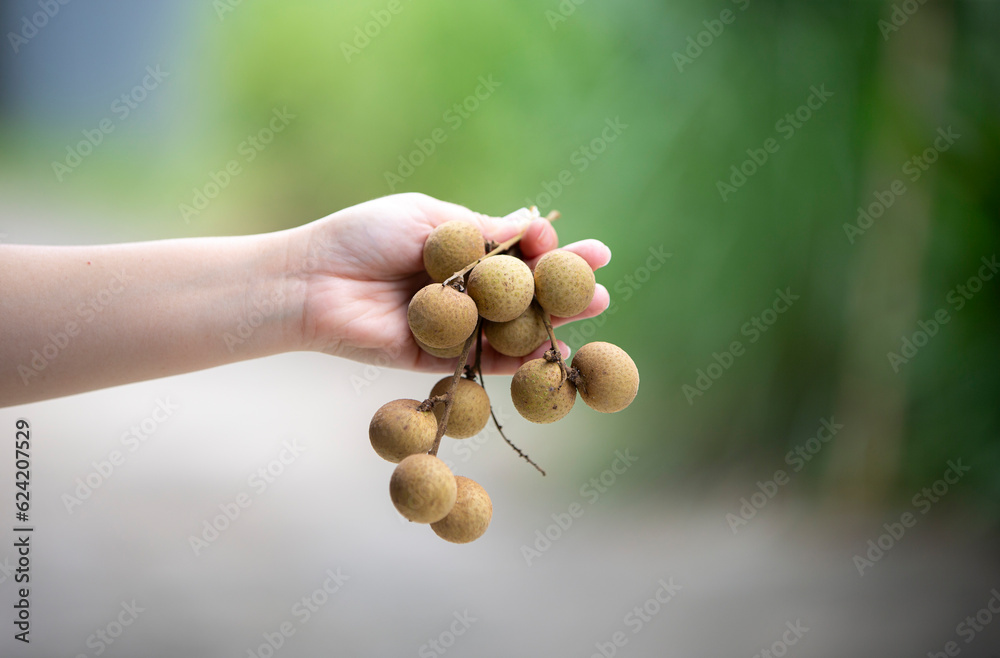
[[2, 0, 998, 515]]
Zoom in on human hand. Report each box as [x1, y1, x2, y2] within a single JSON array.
[[290, 193, 611, 373]]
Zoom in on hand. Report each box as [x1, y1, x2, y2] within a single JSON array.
[[291, 193, 612, 373]]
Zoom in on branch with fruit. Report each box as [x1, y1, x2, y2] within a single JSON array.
[[368, 208, 639, 544]]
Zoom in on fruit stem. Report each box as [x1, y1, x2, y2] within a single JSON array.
[[540, 310, 569, 384], [428, 321, 480, 457], [471, 347, 546, 476], [442, 208, 561, 287]]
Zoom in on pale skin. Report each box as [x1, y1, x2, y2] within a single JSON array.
[[0, 193, 612, 407]]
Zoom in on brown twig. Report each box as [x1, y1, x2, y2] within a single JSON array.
[[428, 321, 480, 456], [540, 310, 569, 384], [442, 208, 560, 287], [473, 350, 546, 477]]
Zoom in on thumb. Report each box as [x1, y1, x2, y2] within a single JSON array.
[[475, 207, 537, 244]]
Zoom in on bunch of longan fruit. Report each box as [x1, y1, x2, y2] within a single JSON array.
[[369, 209, 639, 544]]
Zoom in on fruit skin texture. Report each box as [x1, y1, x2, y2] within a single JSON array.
[[369, 399, 438, 463], [407, 284, 478, 349], [389, 454, 458, 523], [423, 221, 486, 283], [484, 304, 547, 357], [571, 342, 639, 413], [415, 337, 464, 359], [431, 476, 492, 543], [466, 255, 535, 323], [510, 358, 577, 424], [533, 250, 596, 318], [429, 377, 491, 439]]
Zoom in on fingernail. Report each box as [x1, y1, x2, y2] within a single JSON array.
[[501, 207, 533, 224]]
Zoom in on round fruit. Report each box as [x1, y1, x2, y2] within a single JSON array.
[[571, 342, 639, 413], [407, 284, 478, 349], [484, 304, 547, 357], [415, 337, 465, 359], [369, 399, 438, 463], [466, 255, 534, 323], [431, 476, 492, 543], [533, 250, 596, 318], [429, 377, 491, 439], [389, 454, 458, 523], [510, 358, 577, 423], [423, 221, 486, 283]]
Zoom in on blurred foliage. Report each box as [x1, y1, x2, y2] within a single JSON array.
[[1, 0, 998, 517]]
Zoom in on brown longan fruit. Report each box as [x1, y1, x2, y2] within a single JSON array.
[[407, 284, 478, 349], [389, 454, 458, 523], [415, 337, 465, 359], [431, 476, 492, 543], [483, 304, 547, 357], [369, 399, 438, 463], [510, 358, 577, 424], [423, 221, 486, 283], [533, 250, 596, 318], [466, 255, 535, 322], [429, 377, 491, 439], [571, 342, 639, 413]]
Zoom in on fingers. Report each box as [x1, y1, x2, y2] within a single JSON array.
[[526, 238, 612, 270], [517, 218, 559, 259]]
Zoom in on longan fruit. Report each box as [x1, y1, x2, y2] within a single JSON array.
[[484, 304, 547, 357], [510, 358, 577, 424], [369, 399, 438, 463], [415, 337, 465, 359], [429, 377, 491, 439], [431, 476, 492, 543], [533, 250, 596, 318], [407, 284, 478, 349], [423, 221, 486, 282], [467, 255, 534, 323], [389, 454, 458, 523], [571, 342, 639, 413]]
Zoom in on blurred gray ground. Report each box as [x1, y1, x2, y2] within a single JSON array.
[[2, 200, 1000, 658], [1, 353, 1000, 658]]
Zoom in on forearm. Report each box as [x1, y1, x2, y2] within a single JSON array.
[[0, 230, 306, 406]]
